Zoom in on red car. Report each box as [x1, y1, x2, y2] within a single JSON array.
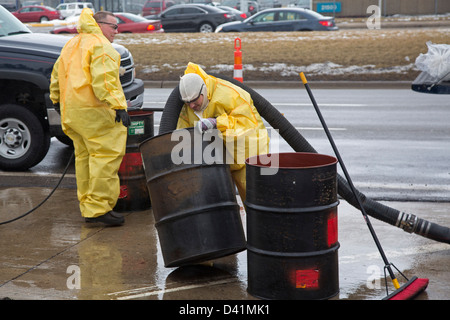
[[12, 5, 62, 23], [115, 12, 163, 33], [50, 12, 163, 34]]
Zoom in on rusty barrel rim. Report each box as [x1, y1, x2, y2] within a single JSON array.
[[246, 152, 338, 169]]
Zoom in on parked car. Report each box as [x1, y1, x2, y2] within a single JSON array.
[[217, 5, 247, 21], [216, 7, 338, 32], [12, 5, 62, 23], [51, 12, 163, 34], [142, 0, 174, 16], [114, 12, 163, 33], [147, 4, 234, 33], [221, 0, 259, 15], [56, 2, 95, 18]]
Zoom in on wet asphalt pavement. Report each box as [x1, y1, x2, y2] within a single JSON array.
[[0, 86, 449, 303], [0, 186, 448, 301]]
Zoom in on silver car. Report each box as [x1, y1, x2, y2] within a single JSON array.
[[216, 7, 338, 32]]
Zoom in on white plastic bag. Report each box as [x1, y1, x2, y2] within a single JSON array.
[[415, 42, 450, 81]]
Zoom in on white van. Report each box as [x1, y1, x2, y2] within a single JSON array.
[[56, 2, 95, 18]]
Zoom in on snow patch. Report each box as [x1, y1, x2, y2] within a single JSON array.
[[139, 61, 417, 77]]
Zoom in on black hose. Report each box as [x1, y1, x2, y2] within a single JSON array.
[[159, 84, 184, 135], [158, 74, 450, 245]]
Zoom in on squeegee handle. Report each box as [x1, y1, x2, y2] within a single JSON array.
[[299, 73, 399, 287]]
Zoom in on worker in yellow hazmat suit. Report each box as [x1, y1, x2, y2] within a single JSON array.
[[50, 9, 130, 226], [177, 62, 269, 202]]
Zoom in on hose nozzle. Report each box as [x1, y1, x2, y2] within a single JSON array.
[[395, 212, 418, 233], [396, 212, 450, 244]]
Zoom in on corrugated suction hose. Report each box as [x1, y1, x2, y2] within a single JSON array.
[[158, 75, 450, 245]]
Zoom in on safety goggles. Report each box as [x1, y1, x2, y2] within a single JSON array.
[[98, 21, 119, 30], [181, 84, 204, 104]]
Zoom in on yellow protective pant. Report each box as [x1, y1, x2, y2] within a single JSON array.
[[64, 113, 127, 218], [231, 167, 246, 202]]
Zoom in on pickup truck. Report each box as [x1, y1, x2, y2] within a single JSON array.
[[0, 5, 144, 170]]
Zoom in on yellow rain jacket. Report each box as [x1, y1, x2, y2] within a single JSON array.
[[49, 8, 127, 218], [177, 62, 269, 201]]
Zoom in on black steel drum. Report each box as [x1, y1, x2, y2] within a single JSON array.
[[139, 127, 246, 267], [246, 152, 339, 300]]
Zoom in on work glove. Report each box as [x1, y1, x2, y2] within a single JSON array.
[[115, 109, 131, 128], [196, 118, 217, 133]]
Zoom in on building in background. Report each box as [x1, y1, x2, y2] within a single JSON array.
[[1, 0, 449, 16], [310, 0, 449, 17]]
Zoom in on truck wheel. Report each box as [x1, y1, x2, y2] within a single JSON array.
[[0, 104, 51, 170]]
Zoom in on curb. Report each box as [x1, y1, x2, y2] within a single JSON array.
[[337, 19, 450, 29], [0, 171, 76, 189], [144, 80, 412, 89]]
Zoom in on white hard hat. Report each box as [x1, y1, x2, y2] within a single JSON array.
[[179, 73, 206, 103]]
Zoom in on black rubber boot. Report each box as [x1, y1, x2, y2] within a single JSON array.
[[85, 211, 124, 226]]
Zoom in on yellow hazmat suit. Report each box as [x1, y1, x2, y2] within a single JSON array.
[[49, 9, 127, 218], [177, 62, 269, 201]]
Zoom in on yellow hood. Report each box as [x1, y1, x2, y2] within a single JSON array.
[[77, 8, 102, 35]]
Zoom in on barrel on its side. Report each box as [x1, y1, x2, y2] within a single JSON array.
[[246, 152, 339, 300], [139, 127, 246, 267], [114, 110, 153, 212]]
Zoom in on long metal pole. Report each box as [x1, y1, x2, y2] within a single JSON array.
[[299, 72, 400, 289]]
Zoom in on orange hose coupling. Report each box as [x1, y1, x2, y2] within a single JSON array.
[[234, 37, 243, 83]]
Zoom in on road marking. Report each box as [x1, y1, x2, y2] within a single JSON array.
[[281, 127, 347, 131], [355, 182, 450, 192], [152, 124, 347, 131], [108, 243, 448, 299], [108, 278, 239, 300], [273, 103, 368, 107], [143, 102, 367, 108], [0, 172, 76, 179]]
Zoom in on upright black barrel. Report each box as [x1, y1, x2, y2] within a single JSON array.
[[114, 110, 153, 212], [246, 152, 339, 300], [139, 127, 246, 267]]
